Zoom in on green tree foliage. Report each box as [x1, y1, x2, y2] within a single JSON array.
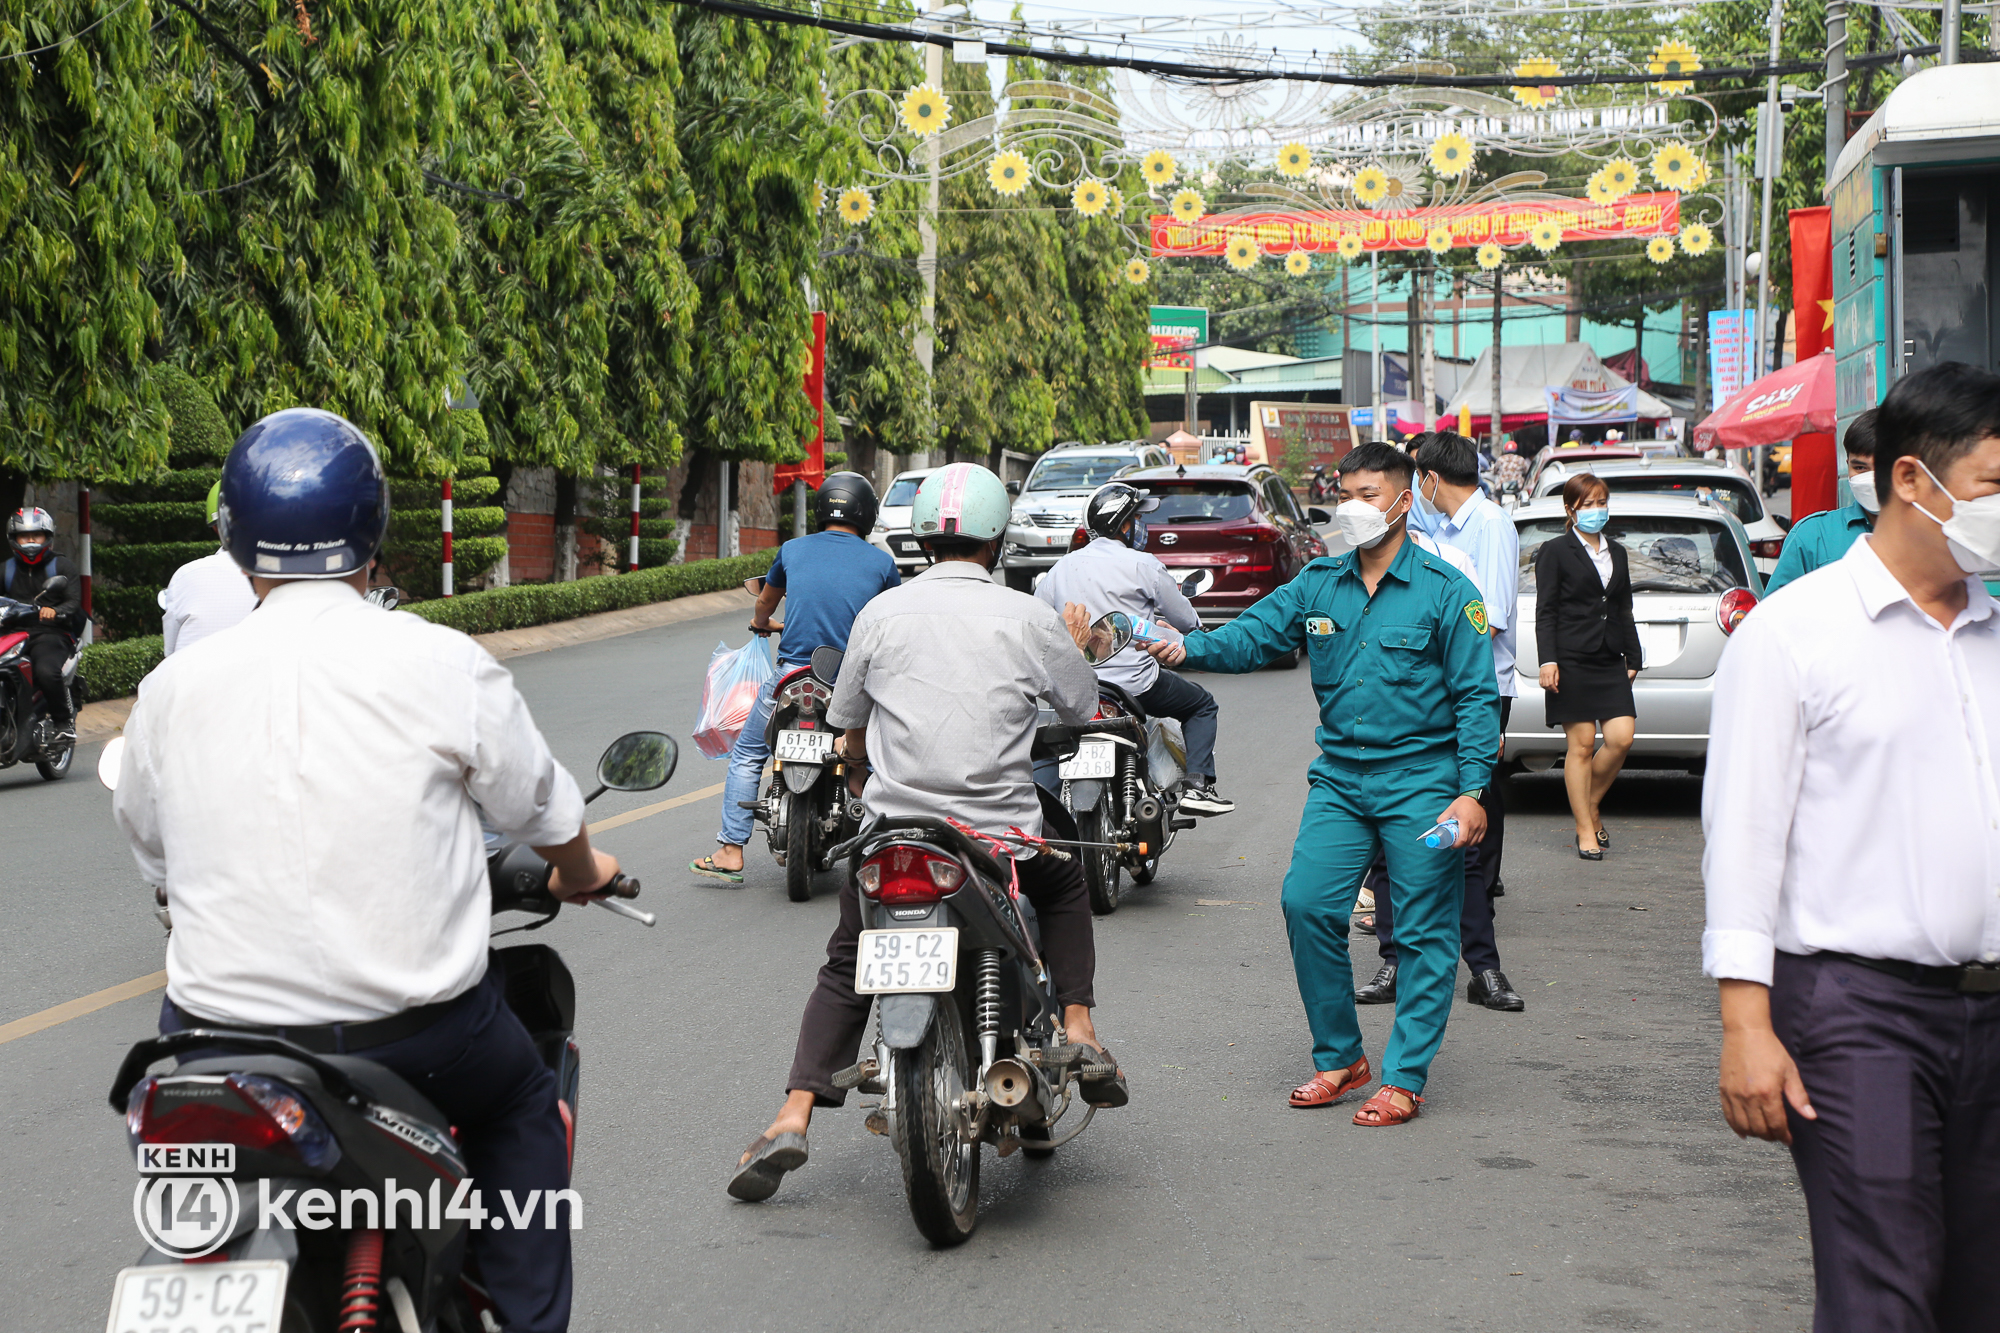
[[672, 9, 825, 465], [0, 0, 176, 484]]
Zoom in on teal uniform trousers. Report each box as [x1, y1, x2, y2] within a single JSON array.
[[1182, 535, 1499, 1095]]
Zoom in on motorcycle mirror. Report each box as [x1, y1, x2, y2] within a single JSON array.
[[1081, 611, 1135, 666], [809, 644, 844, 685], [364, 585, 403, 611], [594, 731, 678, 796], [38, 575, 69, 601], [98, 735, 126, 792], [1307, 507, 1333, 526], [742, 577, 765, 598]]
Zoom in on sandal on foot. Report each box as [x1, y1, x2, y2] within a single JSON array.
[[727, 1132, 808, 1201], [1352, 1085, 1423, 1126], [1289, 1056, 1372, 1108], [690, 856, 745, 884], [1074, 1045, 1129, 1108]]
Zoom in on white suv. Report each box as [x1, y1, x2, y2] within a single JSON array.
[[1001, 441, 1172, 591]]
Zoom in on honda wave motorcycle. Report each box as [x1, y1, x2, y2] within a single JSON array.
[[743, 636, 863, 903], [0, 573, 83, 781], [826, 617, 1142, 1247], [98, 731, 674, 1333], [1307, 464, 1334, 505], [1040, 682, 1195, 914]]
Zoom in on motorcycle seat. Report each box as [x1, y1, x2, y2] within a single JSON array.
[[176, 1053, 451, 1135], [1097, 680, 1149, 722]]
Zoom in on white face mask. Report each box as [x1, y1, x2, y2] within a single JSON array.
[[1336, 492, 1409, 550], [1847, 470, 1880, 515], [1416, 474, 1442, 517], [1913, 460, 2000, 574]]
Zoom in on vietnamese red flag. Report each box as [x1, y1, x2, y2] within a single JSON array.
[[1789, 206, 1836, 518]]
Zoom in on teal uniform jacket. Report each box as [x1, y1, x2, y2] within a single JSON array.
[[1178, 534, 1500, 1093], [1765, 500, 1871, 594]]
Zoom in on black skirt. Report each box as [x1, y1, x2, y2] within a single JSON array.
[[1544, 654, 1637, 727]]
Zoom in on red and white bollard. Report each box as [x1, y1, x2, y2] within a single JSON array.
[[628, 464, 642, 572], [441, 476, 455, 597]]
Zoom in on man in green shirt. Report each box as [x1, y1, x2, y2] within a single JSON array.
[[1143, 442, 1498, 1126], [1766, 411, 1877, 594]]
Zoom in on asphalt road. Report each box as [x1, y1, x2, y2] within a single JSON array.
[[0, 597, 1813, 1332]]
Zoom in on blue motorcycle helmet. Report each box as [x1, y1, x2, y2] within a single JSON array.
[[218, 408, 389, 578]]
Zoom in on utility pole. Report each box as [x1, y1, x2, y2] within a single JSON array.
[[1826, 0, 1848, 182], [1489, 266, 1505, 452], [1754, 0, 1782, 380], [1371, 251, 1384, 442], [1942, 0, 1962, 62], [1420, 258, 1439, 430], [914, 0, 942, 460]]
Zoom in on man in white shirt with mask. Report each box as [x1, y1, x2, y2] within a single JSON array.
[[1704, 361, 2000, 1331], [114, 408, 616, 1333]]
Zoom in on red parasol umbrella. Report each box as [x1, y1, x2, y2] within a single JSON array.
[[1693, 349, 1837, 450]]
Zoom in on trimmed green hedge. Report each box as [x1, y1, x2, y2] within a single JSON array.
[[80, 636, 165, 702], [388, 475, 502, 509], [405, 551, 775, 636]]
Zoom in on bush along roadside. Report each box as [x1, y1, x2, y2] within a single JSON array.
[[77, 551, 777, 704]]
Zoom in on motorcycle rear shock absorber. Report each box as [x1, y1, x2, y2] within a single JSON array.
[[338, 1228, 384, 1332], [1121, 754, 1142, 835], [974, 949, 1003, 1071]]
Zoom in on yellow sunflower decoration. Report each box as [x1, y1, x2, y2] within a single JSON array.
[[1511, 57, 1563, 109], [1123, 257, 1151, 285], [988, 150, 1031, 197], [1650, 144, 1701, 192], [1104, 186, 1124, 217], [837, 186, 874, 226], [1476, 241, 1505, 270], [1072, 178, 1110, 217], [1603, 158, 1641, 198], [1277, 142, 1313, 179], [1225, 235, 1260, 271], [1352, 165, 1389, 207], [1426, 226, 1454, 255], [1680, 223, 1714, 257], [1141, 149, 1178, 188], [812, 182, 827, 214], [1170, 188, 1206, 225], [1586, 168, 1619, 206], [1429, 132, 1476, 178], [1685, 155, 1712, 190], [899, 84, 951, 137], [1647, 235, 1676, 265], [1529, 219, 1562, 253], [1285, 250, 1312, 277], [1648, 41, 1701, 96], [1336, 232, 1365, 261]]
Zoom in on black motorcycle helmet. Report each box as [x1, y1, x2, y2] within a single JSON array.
[[813, 471, 879, 534], [1083, 482, 1159, 547]]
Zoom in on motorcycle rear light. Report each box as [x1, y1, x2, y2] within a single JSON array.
[[127, 1073, 341, 1170], [1717, 587, 1757, 635], [1749, 538, 1785, 559], [1070, 526, 1089, 552], [858, 847, 965, 905]]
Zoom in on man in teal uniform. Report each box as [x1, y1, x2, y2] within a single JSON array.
[[1766, 410, 1876, 594], [1144, 442, 1498, 1126]]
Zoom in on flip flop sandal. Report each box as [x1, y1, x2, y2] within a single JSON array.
[[1289, 1056, 1371, 1108], [1074, 1045, 1129, 1108], [690, 856, 745, 884], [1351, 1085, 1423, 1127], [727, 1131, 808, 1201]]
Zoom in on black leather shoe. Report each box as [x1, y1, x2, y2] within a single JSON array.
[[1354, 962, 1398, 1004], [1467, 969, 1525, 1011]]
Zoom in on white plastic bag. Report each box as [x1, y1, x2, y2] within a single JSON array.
[[693, 639, 774, 759], [1146, 717, 1187, 791]]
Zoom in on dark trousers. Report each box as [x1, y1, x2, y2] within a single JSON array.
[[1374, 698, 1509, 974], [1771, 951, 2000, 1333], [1137, 669, 1219, 781], [163, 964, 572, 1333], [788, 842, 1096, 1105], [24, 630, 72, 725]]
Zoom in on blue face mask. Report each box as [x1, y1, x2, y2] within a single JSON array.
[[1130, 517, 1148, 549], [1575, 506, 1610, 534]]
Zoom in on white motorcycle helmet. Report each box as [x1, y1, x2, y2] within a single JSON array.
[[910, 462, 1011, 545]]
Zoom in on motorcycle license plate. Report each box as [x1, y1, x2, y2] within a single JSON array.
[[107, 1261, 288, 1333], [855, 928, 959, 994], [775, 729, 835, 763], [1059, 740, 1117, 780]]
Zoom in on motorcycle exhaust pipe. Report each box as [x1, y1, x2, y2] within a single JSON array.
[[983, 1056, 1048, 1124], [1134, 794, 1162, 824], [845, 797, 867, 824]]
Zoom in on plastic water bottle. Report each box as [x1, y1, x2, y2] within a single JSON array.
[[1418, 818, 1459, 849], [1128, 617, 1164, 644]]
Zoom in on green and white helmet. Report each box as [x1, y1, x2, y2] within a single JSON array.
[[911, 462, 1010, 544]]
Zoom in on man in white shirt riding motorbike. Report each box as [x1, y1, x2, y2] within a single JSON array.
[[159, 480, 258, 654], [112, 408, 617, 1333]]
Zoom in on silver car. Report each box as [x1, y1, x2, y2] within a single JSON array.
[[1001, 441, 1171, 591], [1507, 495, 1764, 773], [1530, 456, 1787, 575], [868, 466, 940, 575]]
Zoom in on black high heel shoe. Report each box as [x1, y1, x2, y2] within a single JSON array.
[[1595, 828, 1610, 849], [1577, 837, 1604, 861]]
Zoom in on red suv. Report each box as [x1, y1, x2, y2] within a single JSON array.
[[1109, 464, 1328, 663]]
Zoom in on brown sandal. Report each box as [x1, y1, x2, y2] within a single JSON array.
[[1288, 1056, 1371, 1108], [1352, 1085, 1423, 1126]]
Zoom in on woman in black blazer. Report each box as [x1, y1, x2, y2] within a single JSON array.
[[1534, 473, 1643, 861]]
